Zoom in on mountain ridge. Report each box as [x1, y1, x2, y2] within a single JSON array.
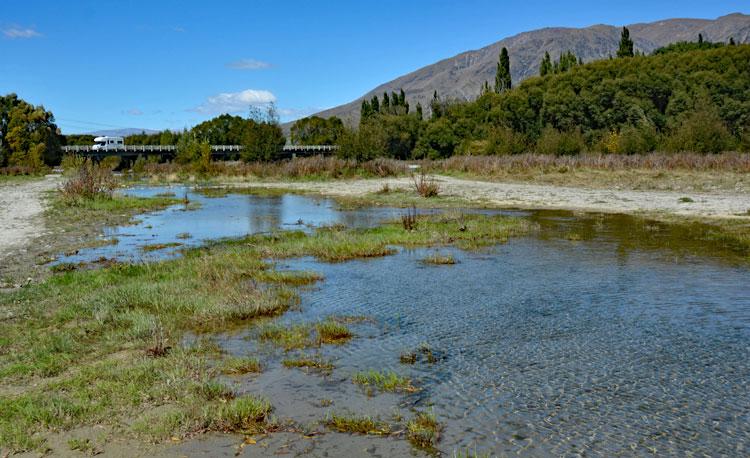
[[306, 12, 750, 127]]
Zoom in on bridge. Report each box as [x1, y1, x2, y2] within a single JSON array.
[[60, 144, 338, 161]]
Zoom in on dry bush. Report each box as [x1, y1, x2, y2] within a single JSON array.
[[412, 172, 440, 197], [402, 205, 418, 231], [428, 152, 750, 175], [60, 159, 117, 202], [0, 165, 37, 176]]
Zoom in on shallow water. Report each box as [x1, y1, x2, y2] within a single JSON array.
[[58, 186, 404, 264], [58, 188, 750, 455]]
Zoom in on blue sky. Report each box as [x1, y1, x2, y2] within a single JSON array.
[[1, 0, 747, 134]]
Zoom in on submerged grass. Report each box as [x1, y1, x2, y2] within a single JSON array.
[[220, 356, 262, 375], [421, 252, 457, 265], [323, 412, 392, 435], [407, 410, 443, 452], [281, 355, 335, 374], [352, 369, 418, 393]]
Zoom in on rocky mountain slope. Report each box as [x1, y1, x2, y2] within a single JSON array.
[[310, 13, 750, 126]]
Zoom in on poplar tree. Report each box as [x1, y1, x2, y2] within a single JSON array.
[[360, 99, 371, 121], [540, 51, 552, 76], [415, 102, 423, 120], [617, 27, 634, 58], [494, 47, 511, 92], [382, 92, 390, 113], [370, 95, 380, 114]]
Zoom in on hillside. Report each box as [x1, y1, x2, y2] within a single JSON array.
[[310, 13, 750, 126]]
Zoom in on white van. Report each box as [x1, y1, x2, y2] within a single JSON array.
[[92, 136, 125, 151]]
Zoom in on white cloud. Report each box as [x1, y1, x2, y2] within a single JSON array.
[[3, 26, 41, 39], [191, 89, 277, 114], [276, 107, 324, 121], [125, 108, 144, 116], [226, 59, 272, 70]]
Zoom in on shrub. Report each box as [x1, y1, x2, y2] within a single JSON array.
[[100, 155, 121, 171], [535, 126, 585, 155], [60, 159, 117, 202], [666, 108, 736, 153], [60, 154, 85, 176], [412, 172, 440, 197], [483, 126, 528, 155], [617, 123, 659, 154]]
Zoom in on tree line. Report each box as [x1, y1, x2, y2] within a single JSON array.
[[290, 33, 749, 159]]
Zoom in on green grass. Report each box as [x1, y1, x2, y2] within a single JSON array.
[[352, 369, 418, 393], [140, 242, 184, 252], [244, 212, 531, 262], [0, 207, 529, 452], [258, 323, 313, 350], [407, 411, 442, 452], [421, 252, 457, 265], [220, 356, 262, 375], [213, 395, 272, 432], [281, 356, 334, 373], [315, 319, 353, 344], [323, 412, 391, 435]]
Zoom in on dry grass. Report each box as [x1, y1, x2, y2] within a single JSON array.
[[60, 159, 117, 203], [424, 152, 750, 191], [412, 172, 440, 197], [136, 156, 408, 181]]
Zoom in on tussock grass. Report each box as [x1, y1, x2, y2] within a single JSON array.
[[140, 242, 183, 252], [220, 356, 262, 375], [315, 319, 353, 344], [323, 412, 391, 435], [213, 396, 272, 432], [407, 410, 443, 452], [352, 369, 418, 393], [258, 323, 312, 350], [421, 252, 456, 265], [282, 356, 334, 373]]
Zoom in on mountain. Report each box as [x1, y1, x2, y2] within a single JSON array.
[[310, 13, 750, 126], [85, 128, 161, 137]]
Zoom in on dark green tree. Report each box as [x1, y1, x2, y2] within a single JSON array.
[[370, 95, 380, 114], [540, 51, 552, 76], [495, 47, 512, 92], [382, 92, 390, 113], [617, 27, 634, 58]]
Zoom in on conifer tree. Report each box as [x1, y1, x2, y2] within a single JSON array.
[[415, 102, 423, 120], [495, 47, 512, 92], [430, 90, 442, 119], [360, 99, 371, 121], [370, 95, 380, 114], [399, 89, 406, 106], [540, 51, 552, 76], [698, 33, 704, 45], [617, 27, 634, 58], [382, 92, 390, 113], [729, 37, 736, 46]]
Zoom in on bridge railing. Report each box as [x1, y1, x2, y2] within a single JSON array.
[[60, 144, 338, 154]]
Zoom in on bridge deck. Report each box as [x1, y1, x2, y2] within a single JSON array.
[[60, 144, 338, 160]]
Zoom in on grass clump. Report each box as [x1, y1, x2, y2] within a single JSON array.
[[407, 410, 443, 452], [324, 412, 391, 435], [678, 196, 695, 203], [315, 319, 353, 344], [352, 369, 418, 393], [140, 242, 183, 252], [67, 437, 99, 455], [220, 356, 262, 375], [399, 352, 417, 364], [421, 252, 456, 265], [282, 356, 334, 374], [258, 323, 312, 350], [212, 395, 272, 433]]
